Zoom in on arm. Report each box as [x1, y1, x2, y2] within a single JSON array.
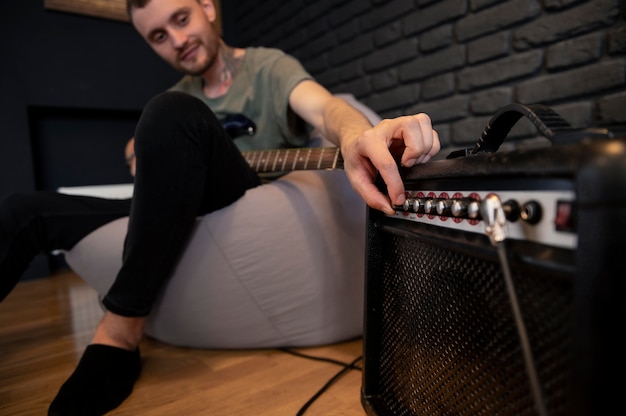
[[289, 80, 440, 215]]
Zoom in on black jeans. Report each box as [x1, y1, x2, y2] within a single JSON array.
[[0, 91, 261, 316]]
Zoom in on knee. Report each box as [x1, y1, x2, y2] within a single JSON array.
[[141, 91, 215, 126], [135, 91, 224, 152]]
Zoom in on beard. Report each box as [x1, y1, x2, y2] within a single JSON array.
[[177, 37, 219, 76], [182, 58, 213, 76]]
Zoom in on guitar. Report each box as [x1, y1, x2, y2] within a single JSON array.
[[241, 147, 343, 173]]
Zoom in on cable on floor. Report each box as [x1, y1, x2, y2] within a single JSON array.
[[278, 348, 363, 416]]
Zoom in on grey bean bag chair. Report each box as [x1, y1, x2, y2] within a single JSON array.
[[63, 94, 378, 349]]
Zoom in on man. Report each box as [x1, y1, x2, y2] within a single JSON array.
[[1, 0, 439, 414]]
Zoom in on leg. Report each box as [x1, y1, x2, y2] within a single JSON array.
[[49, 91, 260, 415], [104, 91, 261, 316], [0, 191, 132, 301]]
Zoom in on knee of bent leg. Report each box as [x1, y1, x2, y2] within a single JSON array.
[[135, 91, 222, 153], [141, 91, 213, 128]]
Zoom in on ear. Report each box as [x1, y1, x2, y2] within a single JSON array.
[[198, 0, 217, 23]]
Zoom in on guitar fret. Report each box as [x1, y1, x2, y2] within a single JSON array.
[[317, 148, 324, 169], [332, 148, 340, 169], [242, 147, 342, 173], [281, 150, 288, 171], [256, 151, 264, 171]]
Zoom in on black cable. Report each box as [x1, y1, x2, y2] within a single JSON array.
[[278, 347, 362, 370], [277, 348, 363, 415]]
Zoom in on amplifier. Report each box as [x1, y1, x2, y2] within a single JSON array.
[[361, 104, 626, 416]]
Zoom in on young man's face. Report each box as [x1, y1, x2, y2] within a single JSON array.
[[131, 0, 220, 76]]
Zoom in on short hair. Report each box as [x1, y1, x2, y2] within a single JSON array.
[[126, 0, 151, 21]]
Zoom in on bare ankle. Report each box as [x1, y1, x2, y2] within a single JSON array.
[[91, 311, 145, 350]]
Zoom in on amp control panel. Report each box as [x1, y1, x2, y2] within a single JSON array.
[[389, 189, 577, 250]]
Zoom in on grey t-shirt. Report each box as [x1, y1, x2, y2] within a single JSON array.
[[169, 47, 313, 153]]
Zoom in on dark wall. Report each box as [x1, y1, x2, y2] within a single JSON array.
[[0, 3, 181, 198], [229, 0, 626, 149]]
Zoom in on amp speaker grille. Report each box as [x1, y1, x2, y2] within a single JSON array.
[[374, 232, 574, 416]]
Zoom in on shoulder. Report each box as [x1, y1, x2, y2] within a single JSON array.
[[244, 47, 311, 86], [244, 47, 303, 70]]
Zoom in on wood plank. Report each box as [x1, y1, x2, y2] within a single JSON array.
[[0, 271, 365, 415]]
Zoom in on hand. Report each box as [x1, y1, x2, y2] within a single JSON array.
[[341, 113, 440, 215]]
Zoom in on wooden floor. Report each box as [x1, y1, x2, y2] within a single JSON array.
[[0, 270, 366, 415]]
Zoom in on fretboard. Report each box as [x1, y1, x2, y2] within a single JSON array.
[[242, 147, 343, 173]]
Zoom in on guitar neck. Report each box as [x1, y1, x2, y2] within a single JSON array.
[[242, 147, 344, 173]]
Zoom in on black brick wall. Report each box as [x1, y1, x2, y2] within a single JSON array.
[[227, 0, 626, 150]]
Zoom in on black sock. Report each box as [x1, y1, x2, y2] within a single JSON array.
[[48, 344, 141, 416]]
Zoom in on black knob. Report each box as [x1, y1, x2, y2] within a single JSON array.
[[503, 199, 521, 222]]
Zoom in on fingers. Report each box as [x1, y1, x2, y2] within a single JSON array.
[[344, 113, 440, 214], [399, 113, 439, 167], [376, 114, 440, 206]]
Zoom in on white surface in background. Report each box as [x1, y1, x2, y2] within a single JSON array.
[[57, 183, 134, 199]]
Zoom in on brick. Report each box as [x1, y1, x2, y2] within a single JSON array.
[[363, 39, 419, 72], [544, 0, 588, 11], [340, 61, 363, 82], [329, 0, 371, 27], [336, 19, 361, 43], [597, 91, 626, 124], [608, 23, 626, 55], [467, 31, 510, 65], [516, 59, 626, 104], [546, 32, 603, 71], [368, 83, 421, 113], [551, 102, 594, 129], [403, 0, 467, 36], [419, 24, 454, 53], [315, 68, 341, 89], [306, 32, 338, 59], [277, 30, 308, 52], [450, 116, 491, 146], [513, 0, 621, 49], [417, 0, 440, 7], [303, 55, 329, 74], [422, 73, 455, 100], [458, 50, 543, 92], [374, 22, 403, 47], [306, 19, 331, 41], [297, 1, 332, 26], [328, 34, 374, 65], [469, 0, 503, 12], [470, 88, 514, 115], [456, 0, 541, 42], [335, 77, 372, 98], [432, 123, 451, 149], [399, 44, 466, 82], [275, 0, 306, 27], [378, 108, 406, 119], [371, 69, 400, 92], [361, 0, 416, 31], [410, 95, 470, 123]]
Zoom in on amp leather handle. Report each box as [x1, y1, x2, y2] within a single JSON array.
[[447, 103, 574, 159]]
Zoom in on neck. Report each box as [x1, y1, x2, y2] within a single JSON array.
[[202, 43, 245, 98]]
